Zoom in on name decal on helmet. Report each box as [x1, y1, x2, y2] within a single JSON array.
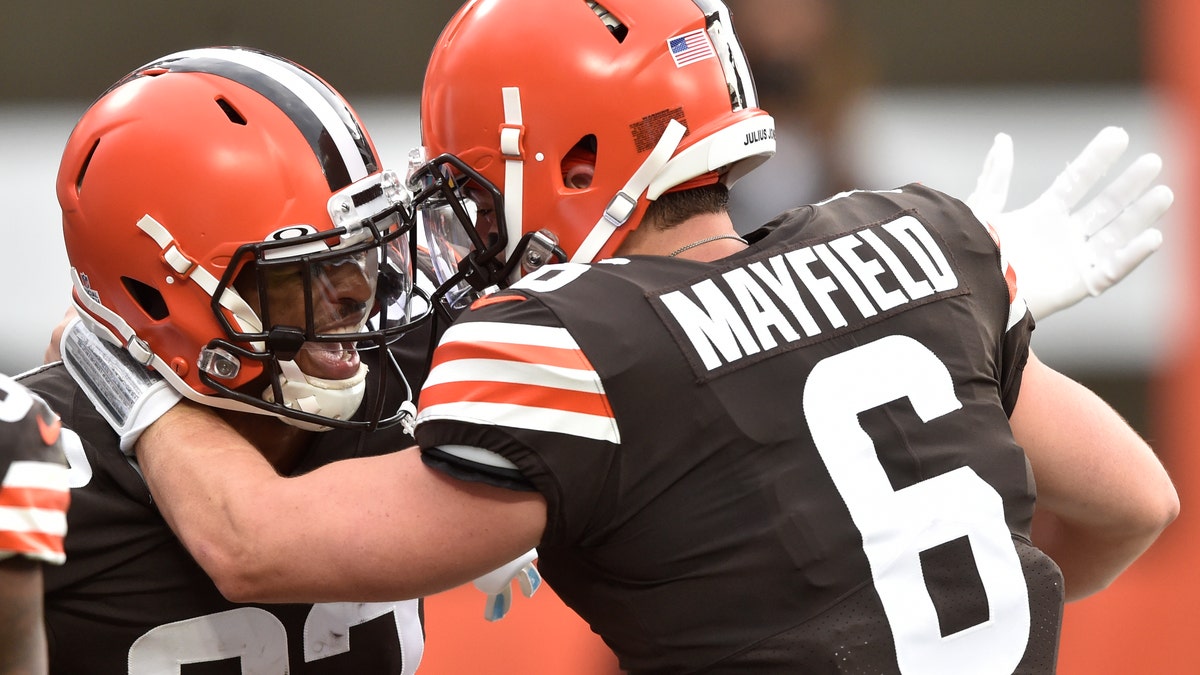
[[743, 128, 775, 146]]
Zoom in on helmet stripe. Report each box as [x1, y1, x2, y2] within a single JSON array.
[[140, 48, 376, 192]]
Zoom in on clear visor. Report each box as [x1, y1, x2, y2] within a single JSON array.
[[219, 203, 421, 361], [417, 195, 483, 309], [406, 147, 502, 311], [200, 170, 430, 432], [380, 219, 417, 323], [251, 218, 408, 348]]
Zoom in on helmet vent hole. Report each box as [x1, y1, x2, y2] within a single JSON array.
[[215, 97, 247, 126], [585, 1, 627, 42], [75, 139, 100, 195], [121, 276, 170, 320]]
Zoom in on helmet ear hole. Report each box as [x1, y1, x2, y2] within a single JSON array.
[[562, 135, 598, 190], [121, 276, 169, 320]]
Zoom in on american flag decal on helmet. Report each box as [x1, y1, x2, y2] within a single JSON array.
[[416, 321, 620, 443], [668, 29, 716, 68]]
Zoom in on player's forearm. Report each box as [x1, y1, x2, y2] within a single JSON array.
[[1033, 457, 1177, 602], [136, 401, 288, 599], [135, 402, 522, 604], [0, 559, 49, 675], [1032, 508, 1171, 601], [1031, 423, 1178, 592], [1013, 353, 1179, 600]]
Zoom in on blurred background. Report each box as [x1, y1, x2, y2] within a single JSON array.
[[3, 1, 1197, 672]]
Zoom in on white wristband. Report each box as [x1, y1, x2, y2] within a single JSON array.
[[59, 318, 182, 455]]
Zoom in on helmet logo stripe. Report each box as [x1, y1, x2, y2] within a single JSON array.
[[145, 48, 374, 192]]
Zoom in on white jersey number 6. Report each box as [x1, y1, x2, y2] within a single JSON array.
[[804, 334, 1030, 674]]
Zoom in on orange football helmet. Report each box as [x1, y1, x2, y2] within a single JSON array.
[[57, 47, 429, 430], [410, 0, 775, 309]]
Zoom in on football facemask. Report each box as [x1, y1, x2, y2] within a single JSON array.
[[199, 173, 430, 431], [406, 148, 566, 317], [60, 47, 431, 431]]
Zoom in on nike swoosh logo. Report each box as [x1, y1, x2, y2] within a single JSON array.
[[37, 414, 62, 446]]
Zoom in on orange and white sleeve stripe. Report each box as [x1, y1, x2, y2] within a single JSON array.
[[0, 459, 70, 565], [416, 321, 620, 444]]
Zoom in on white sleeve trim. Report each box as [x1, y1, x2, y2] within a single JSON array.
[[435, 444, 519, 470]]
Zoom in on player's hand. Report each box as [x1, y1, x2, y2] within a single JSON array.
[[965, 126, 1173, 321], [472, 548, 542, 621], [59, 318, 182, 455], [44, 307, 79, 364]]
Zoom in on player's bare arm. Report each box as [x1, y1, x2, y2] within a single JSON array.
[[0, 558, 49, 675], [1010, 350, 1178, 601], [137, 401, 546, 603], [0, 373, 68, 675]]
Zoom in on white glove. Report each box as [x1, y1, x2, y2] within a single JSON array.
[[472, 548, 542, 621], [965, 126, 1173, 321], [59, 318, 182, 455]]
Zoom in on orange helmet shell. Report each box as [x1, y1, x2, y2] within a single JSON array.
[[57, 47, 405, 416], [420, 0, 775, 263]]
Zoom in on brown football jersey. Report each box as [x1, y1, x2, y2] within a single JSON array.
[[22, 363, 425, 675], [417, 184, 1064, 673]]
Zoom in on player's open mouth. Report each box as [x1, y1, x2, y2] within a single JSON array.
[[296, 326, 363, 380]]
